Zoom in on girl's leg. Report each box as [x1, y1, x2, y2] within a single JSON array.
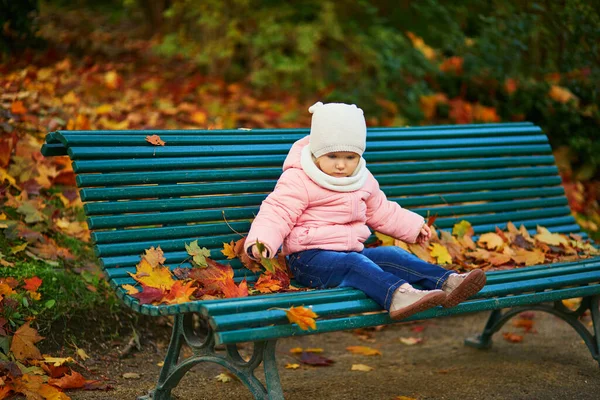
[[288, 249, 406, 310], [361, 246, 454, 290]]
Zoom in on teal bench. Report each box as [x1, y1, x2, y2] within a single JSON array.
[[41, 122, 600, 400]]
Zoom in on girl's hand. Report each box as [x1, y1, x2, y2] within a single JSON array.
[[416, 224, 431, 244], [250, 244, 270, 259]]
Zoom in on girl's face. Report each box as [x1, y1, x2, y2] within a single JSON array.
[[315, 151, 360, 178]]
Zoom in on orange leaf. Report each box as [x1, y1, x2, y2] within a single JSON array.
[[222, 278, 249, 299], [502, 332, 523, 343], [285, 306, 318, 330], [11, 101, 27, 115], [146, 135, 166, 146], [10, 322, 44, 361], [254, 273, 282, 294], [48, 369, 86, 389], [164, 280, 196, 304]]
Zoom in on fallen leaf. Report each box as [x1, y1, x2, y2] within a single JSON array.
[[285, 363, 300, 369], [129, 258, 175, 291], [477, 232, 505, 250], [10, 323, 44, 361], [285, 306, 318, 330], [346, 346, 381, 356], [502, 332, 523, 343], [534, 226, 569, 247], [351, 364, 374, 371], [48, 369, 86, 389], [399, 337, 423, 345], [146, 135, 166, 146], [221, 241, 237, 259], [185, 241, 211, 267], [299, 352, 334, 366], [430, 243, 452, 264], [122, 372, 141, 379], [42, 356, 75, 367]]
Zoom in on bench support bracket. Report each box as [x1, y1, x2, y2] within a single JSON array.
[[138, 313, 284, 400], [465, 295, 600, 366]]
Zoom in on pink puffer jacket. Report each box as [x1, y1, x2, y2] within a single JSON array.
[[244, 136, 425, 257]]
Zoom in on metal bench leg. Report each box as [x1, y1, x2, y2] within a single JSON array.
[[138, 313, 285, 400], [464, 296, 600, 366]]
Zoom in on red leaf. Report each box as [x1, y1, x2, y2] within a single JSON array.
[[48, 369, 86, 389], [131, 285, 165, 304], [23, 277, 42, 292]]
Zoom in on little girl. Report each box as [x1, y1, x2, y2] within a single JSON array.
[[245, 102, 486, 320]]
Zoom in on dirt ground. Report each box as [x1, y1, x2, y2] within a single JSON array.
[[66, 310, 600, 400]]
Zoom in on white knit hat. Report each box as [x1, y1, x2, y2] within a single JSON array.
[[308, 101, 367, 158]]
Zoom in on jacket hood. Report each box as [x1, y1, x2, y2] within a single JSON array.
[[282, 136, 309, 171]]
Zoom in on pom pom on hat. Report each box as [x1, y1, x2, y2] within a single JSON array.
[[308, 101, 367, 158]]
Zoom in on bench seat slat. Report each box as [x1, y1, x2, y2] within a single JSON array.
[[214, 284, 600, 345]]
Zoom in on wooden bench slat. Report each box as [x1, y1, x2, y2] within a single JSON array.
[[214, 284, 600, 345], [67, 143, 552, 160], [76, 157, 557, 187], [92, 208, 572, 253], [77, 166, 559, 191], [87, 197, 568, 230], [79, 176, 562, 202], [83, 187, 566, 215], [58, 134, 548, 151]]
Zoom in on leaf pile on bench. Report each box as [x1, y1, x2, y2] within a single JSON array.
[[121, 220, 599, 307]]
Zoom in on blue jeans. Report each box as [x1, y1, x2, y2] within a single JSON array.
[[288, 247, 454, 311]]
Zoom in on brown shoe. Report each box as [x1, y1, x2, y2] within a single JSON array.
[[389, 285, 447, 321], [442, 269, 486, 308]]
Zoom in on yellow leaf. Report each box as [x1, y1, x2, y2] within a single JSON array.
[[452, 220, 473, 238], [0, 283, 16, 296], [430, 243, 452, 264], [42, 356, 75, 366], [396, 397, 418, 400], [11, 242, 28, 254], [221, 241, 237, 259], [62, 91, 79, 105], [285, 363, 300, 369], [375, 231, 395, 246], [122, 284, 139, 295], [215, 372, 234, 383], [76, 347, 90, 361], [562, 297, 582, 311], [305, 348, 324, 353], [511, 248, 545, 266], [164, 280, 196, 304], [0, 168, 19, 189], [285, 306, 318, 330], [289, 347, 303, 354], [351, 364, 374, 371], [96, 104, 113, 114], [407, 243, 436, 263], [534, 226, 569, 247], [157, 361, 164, 367], [477, 232, 505, 250], [129, 258, 175, 290], [346, 346, 381, 356]]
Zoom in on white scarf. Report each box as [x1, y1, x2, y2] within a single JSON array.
[[300, 146, 368, 192]]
